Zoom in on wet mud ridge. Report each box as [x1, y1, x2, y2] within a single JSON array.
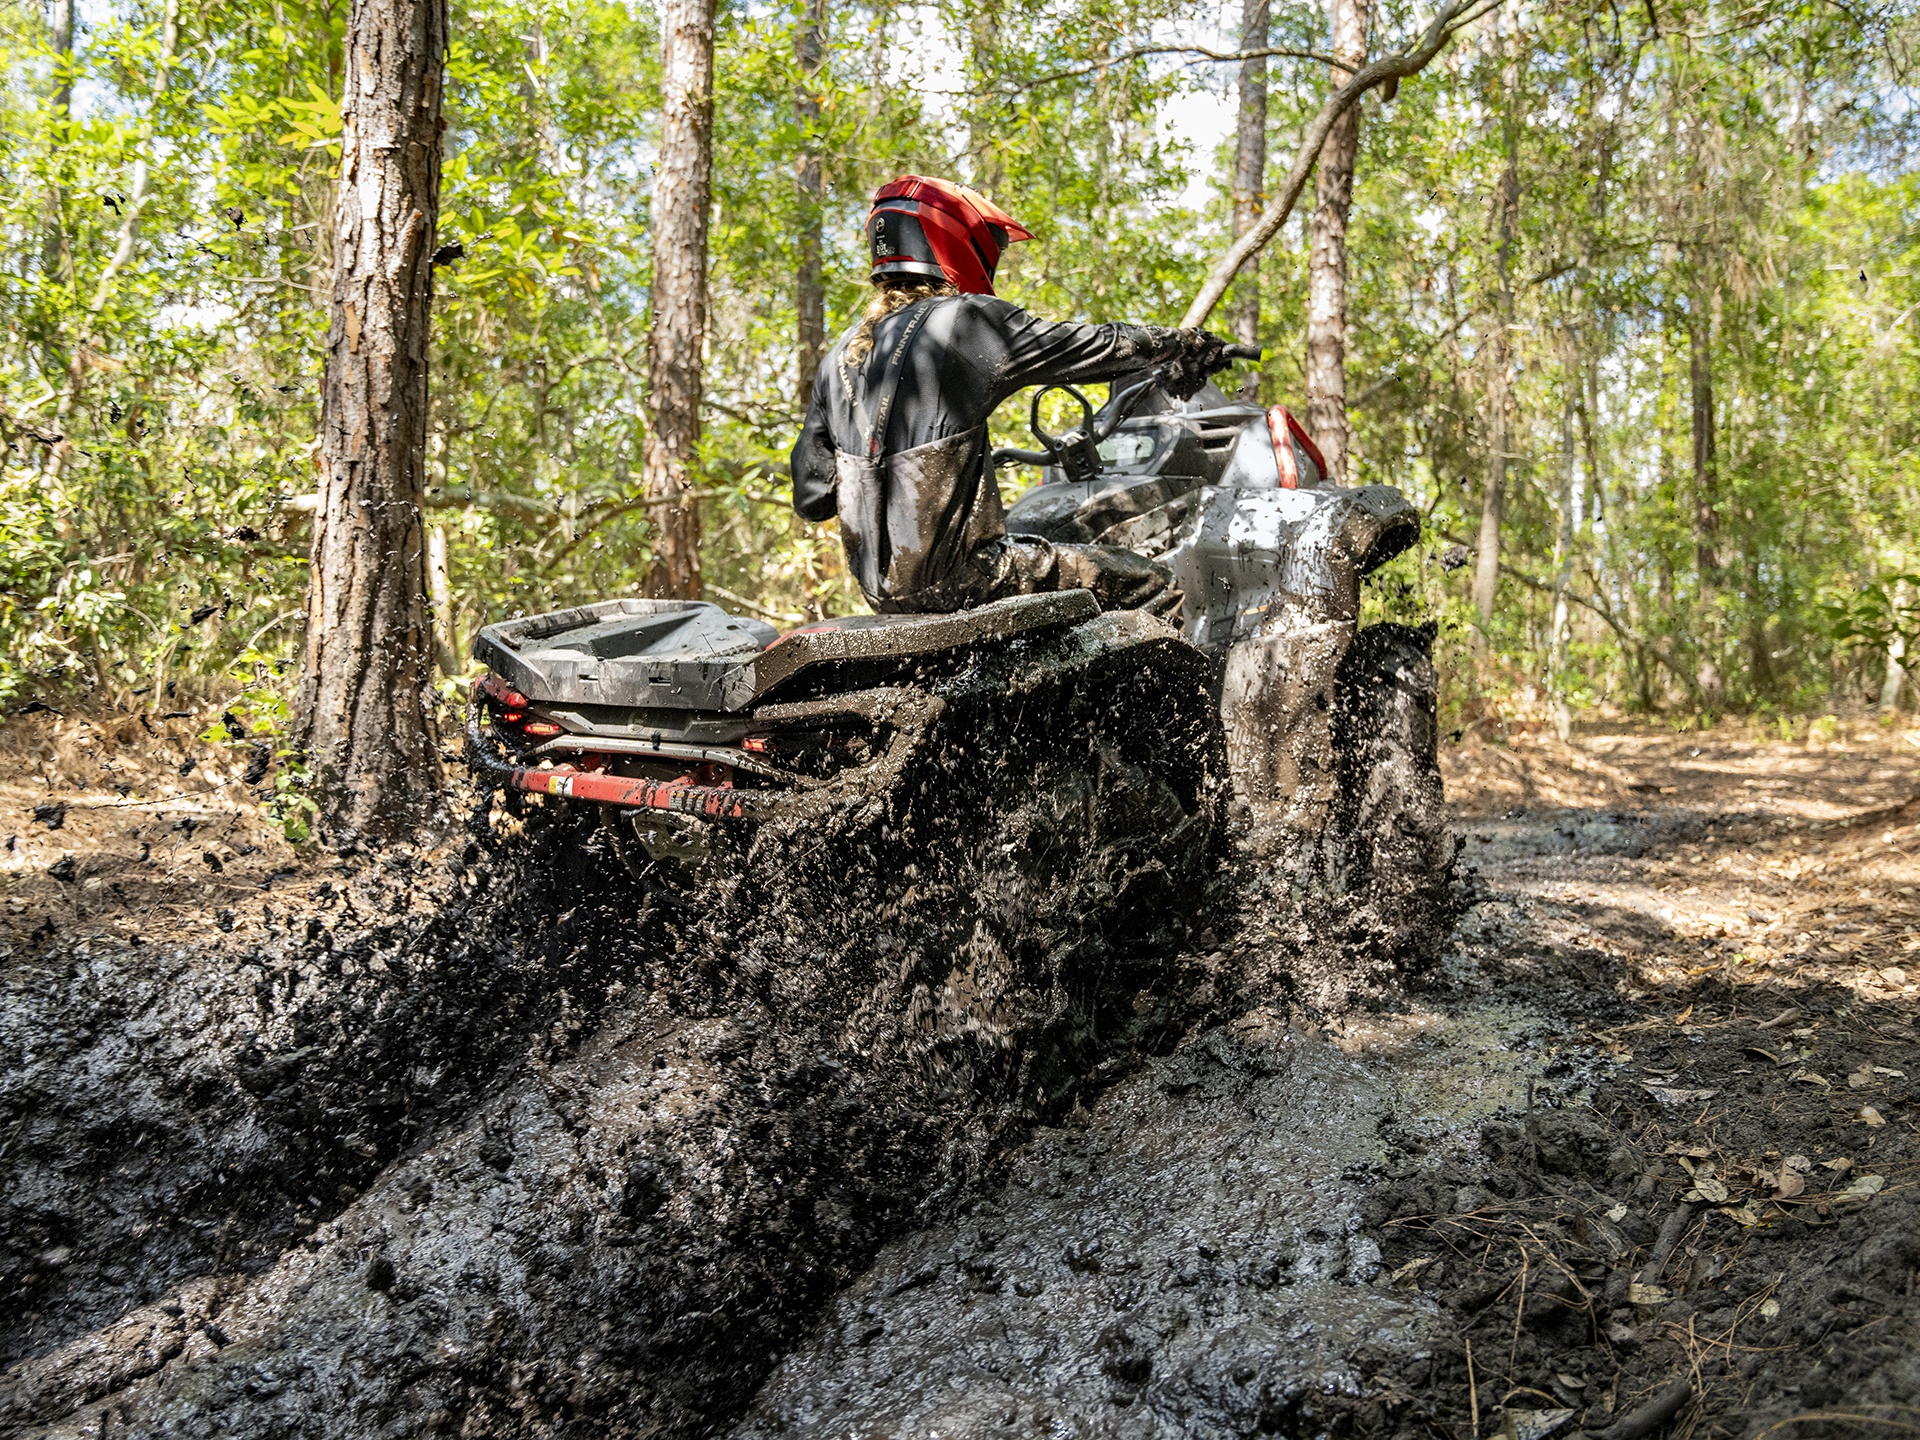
[[4, 721, 1919, 1438]]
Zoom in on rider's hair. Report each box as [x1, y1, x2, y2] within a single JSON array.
[[842, 276, 960, 375]]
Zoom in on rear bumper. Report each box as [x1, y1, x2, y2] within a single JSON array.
[[463, 685, 947, 825], [465, 694, 754, 818]]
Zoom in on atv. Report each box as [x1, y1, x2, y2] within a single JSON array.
[[466, 355, 1450, 962]]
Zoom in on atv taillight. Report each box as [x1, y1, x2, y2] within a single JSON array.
[[524, 721, 561, 736], [503, 688, 529, 709], [502, 710, 525, 723], [741, 737, 770, 753]]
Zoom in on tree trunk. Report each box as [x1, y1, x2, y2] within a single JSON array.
[[40, 0, 76, 284], [296, 0, 448, 841], [1305, 0, 1368, 481], [642, 0, 716, 599], [1548, 370, 1577, 738], [1229, 0, 1269, 362], [1472, 8, 1519, 627], [1688, 279, 1719, 579], [967, 0, 1004, 194], [1881, 605, 1908, 712], [795, 0, 827, 410]]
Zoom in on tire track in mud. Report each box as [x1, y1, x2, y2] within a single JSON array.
[[732, 998, 1554, 1438]]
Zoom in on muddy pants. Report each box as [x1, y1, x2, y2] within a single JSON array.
[[871, 535, 1182, 619]]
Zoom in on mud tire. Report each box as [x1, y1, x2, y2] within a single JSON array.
[[1329, 621, 1456, 966]]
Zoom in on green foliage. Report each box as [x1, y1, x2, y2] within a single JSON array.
[[0, 0, 1916, 729]]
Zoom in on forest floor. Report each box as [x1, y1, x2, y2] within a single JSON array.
[[1, 705, 1917, 1437]]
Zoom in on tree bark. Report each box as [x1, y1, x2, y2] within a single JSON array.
[[296, 0, 448, 841], [1472, 7, 1519, 627], [1229, 0, 1269, 362], [795, 0, 827, 410], [1548, 358, 1577, 738], [1305, 0, 1368, 481], [1688, 279, 1719, 579], [642, 0, 716, 600]]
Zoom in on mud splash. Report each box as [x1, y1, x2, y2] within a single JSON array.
[[734, 994, 1556, 1437], [1, 630, 1231, 1439]]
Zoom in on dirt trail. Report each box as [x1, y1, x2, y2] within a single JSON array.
[[3, 711, 1916, 1438]]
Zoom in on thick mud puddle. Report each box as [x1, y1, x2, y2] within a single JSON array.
[[735, 995, 1557, 1437]]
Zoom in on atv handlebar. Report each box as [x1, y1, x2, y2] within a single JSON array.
[[991, 342, 1262, 477]]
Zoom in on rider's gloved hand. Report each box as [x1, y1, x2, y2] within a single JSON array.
[[1163, 329, 1233, 401]]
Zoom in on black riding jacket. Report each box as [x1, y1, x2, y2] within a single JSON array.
[[789, 295, 1187, 523]]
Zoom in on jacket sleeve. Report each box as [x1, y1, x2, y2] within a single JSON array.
[[789, 383, 839, 522], [977, 299, 1188, 399]]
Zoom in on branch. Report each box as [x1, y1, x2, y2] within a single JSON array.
[[0, 402, 64, 447], [1500, 558, 1697, 690], [1352, 308, 1479, 409], [1180, 0, 1494, 329], [986, 43, 1339, 95]]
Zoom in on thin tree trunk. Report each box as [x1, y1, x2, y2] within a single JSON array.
[[45, 0, 177, 491], [1549, 361, 1577, 738], [1472, 7, 1519, 627], [795, 0, 827, 410], [40, 0, 77, 284], [642, 0, 716, 599], [1229, 0, 1269, 363], [1688, 277, 1719, 579], [427, 523, 458, 676], [1305, 0, 1367, 480], [296, 0, 448, 840], [967, 0, 1004, 193]]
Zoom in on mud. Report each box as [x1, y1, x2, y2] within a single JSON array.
[[731, 724, 1920, 1438], [733, 997, 1552, 1437], [3, 709, 1915, 1440], [0, 631, 1231, 1438]]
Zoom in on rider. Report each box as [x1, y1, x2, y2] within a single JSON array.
[[789, 175, 1233, 614]]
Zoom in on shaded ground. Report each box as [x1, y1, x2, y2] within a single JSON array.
[[2, 707, 1917, 1438]]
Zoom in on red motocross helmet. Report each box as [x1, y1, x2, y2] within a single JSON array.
[[866, 175, 1034, 296]]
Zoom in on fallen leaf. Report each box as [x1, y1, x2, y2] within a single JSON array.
[[1674, 1004, 1694, 1026], [1502, 1409, 1577, 1440], [1389, 1257, 1433, 1289], [1873, 1066, 1906, 1077], [1836, 1173, 1886, 1202], [1718, 1202, 1763, 1228], [1790, 1070, 1831, 1088], [1856, 1106, 1887, 1127], [1554, 1373, 1586, 1390], [1628, 1282, 1670, 1305], [1819, 1157, 1854, 1173], [1882, 967, 1909, 985], [1772, 1170, 1806, 1200], [1784, 1155, 1813, 1173], [1746, 1046, 1782, 1065], [1756, 1008, 1803, 1030], [1605, 1203, 1629, 1222], [1685, 1176, 1730, 1203], [1849, 1063, 1877, 1089], [1759, 1297, 1781, 1320], [1645, 1085, 1717, 1105], [1663, 1143, 1713, 1158]]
